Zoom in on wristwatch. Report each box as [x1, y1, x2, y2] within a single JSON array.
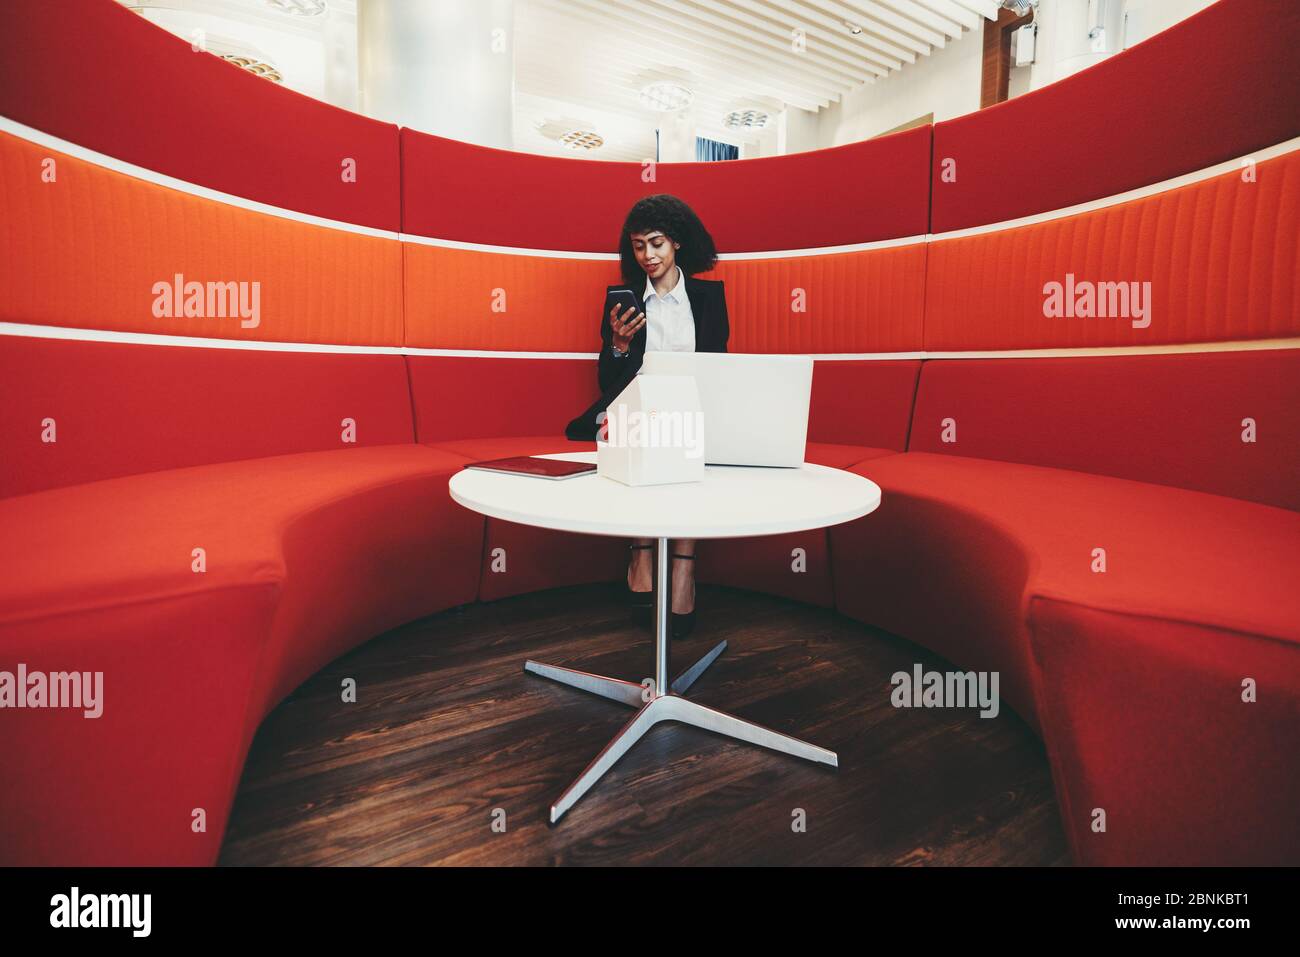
[[611, 343, 628, 357]]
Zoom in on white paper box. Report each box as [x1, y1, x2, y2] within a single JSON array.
[[597, 374, 706, 486]]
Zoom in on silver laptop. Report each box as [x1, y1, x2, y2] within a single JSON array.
[[638, 352, 812, 467]]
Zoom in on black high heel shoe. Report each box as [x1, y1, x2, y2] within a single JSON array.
[[670, 552, 696, 640], [626, 543, 654, 611]]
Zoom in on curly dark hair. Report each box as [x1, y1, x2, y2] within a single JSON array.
[[617, 194, 718, 288]]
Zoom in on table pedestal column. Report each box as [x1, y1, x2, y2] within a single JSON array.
[[524, 536, 838, 824]]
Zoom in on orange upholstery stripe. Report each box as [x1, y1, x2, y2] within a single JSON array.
[[402, 243, 620, 350], [924, 151, 1300, 350], [5, 122, 1292, 355], [0, 131, 403, 346], [716, 247, 925, 353], [403, 242, 926, 352]]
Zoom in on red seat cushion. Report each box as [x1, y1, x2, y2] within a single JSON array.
[[858, 454, 1298, 639], [695, 446, 898, 607], [428, 435, 596, 461], [805, 443, 895, 470], [0, 444, 483, 865]]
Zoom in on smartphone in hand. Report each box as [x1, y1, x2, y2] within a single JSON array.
[[605, 287, 643, 321]]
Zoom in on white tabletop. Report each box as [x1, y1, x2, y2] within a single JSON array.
[[448, 451, 881, 540]]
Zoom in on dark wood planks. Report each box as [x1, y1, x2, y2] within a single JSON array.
[[219, 584, 1070, 866]]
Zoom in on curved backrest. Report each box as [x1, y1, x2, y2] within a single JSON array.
[[0, 336, 415, 498], [930, 0, 1300, 233], [402, 124, 931, 252], [908, 350, 1300, 510], [0, 0, 400, 230], [1, 0, 1297, 508]]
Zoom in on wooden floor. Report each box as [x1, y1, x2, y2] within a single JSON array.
[[220, 583, 1070, 866]]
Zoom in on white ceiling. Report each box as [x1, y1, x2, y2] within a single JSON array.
[[117, 0, 997, 161], [517, 0, 998, 160]]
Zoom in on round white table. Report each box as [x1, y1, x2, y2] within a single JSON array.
[[449, 451, 882, 823]]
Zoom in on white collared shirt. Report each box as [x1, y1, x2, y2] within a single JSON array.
[[642, 264, 695, 353]]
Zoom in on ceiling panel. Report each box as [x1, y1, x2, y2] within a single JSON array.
[[516, 0, 993, 160]]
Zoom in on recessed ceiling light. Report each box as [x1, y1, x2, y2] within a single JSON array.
[[264, 0, 328, 17], [217, 54, 284, 83], [639, 81, 694, 112], [722, 108, 770, 131], [559, 129, 605, 151]]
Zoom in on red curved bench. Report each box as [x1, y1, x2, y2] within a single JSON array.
[[1, 0, 1298, 869], [830, 351, 1300, 865], [0, 337, 486, 864], [834, 450, 1300, 866], [0, 446, 483, 864]]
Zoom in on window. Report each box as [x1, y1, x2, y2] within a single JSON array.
[[695, 136, 738, 162]]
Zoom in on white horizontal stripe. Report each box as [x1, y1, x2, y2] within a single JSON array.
[[719, 235, 927, 259], [401, 232, 619, 259], [4, 323, 1296, 360], [402, 231, 927, 259], [402, 347, 596, 359], [0, 322, 407, 354], [929, 135, 1300, 241], [0, 116, 402, 241], [918, 338, 1300, 359], [0, 323, 594, 358]]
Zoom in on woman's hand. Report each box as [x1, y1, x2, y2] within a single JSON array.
[[610, 303, 646, 353]]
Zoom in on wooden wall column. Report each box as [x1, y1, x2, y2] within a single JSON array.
[[981, 7, 1035, 109]]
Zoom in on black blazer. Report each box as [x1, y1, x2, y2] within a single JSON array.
[[564, 275, 730, 441]]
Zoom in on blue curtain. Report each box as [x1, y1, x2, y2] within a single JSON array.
[[695, 136, 739, 162]]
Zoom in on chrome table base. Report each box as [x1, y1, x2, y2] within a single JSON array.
[[523, 536, 838, 824]]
